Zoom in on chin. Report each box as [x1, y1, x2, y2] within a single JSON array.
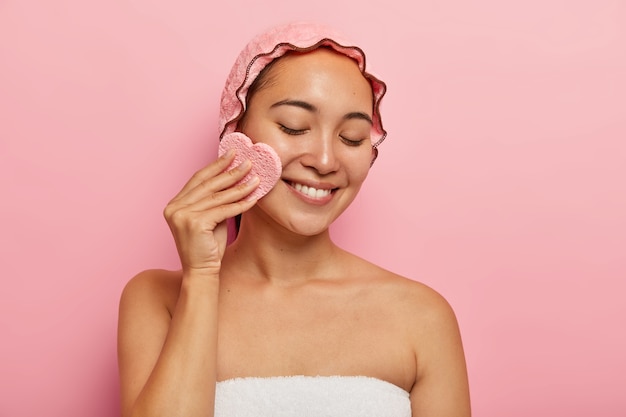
[[281, 213, 339, 237], [294, 227, 330, 237]]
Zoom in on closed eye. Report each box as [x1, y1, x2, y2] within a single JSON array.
[[340, 136, 366, 147], [279, 124, 307, 135]]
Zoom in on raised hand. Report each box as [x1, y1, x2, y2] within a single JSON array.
[[163, 150, 260, 274]]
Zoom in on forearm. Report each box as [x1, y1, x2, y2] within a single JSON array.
[[130, 274, 220, 417]]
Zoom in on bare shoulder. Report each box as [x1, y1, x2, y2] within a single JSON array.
[[384, 272, 463, 353], [390, 272, 457, 327], [119, 268, 182, 315], [117, 269, 183, 353], [117, 269, 184, 412], [355, 257, 459, 329], [364, 267, 470, 416]]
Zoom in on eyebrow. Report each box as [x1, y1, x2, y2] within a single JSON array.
[[270, 99, 373, 125], [344, 111, 373, 125], [271, 99, 316, 112]]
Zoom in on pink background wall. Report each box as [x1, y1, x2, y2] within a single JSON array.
[[1, 0, 625, 416]]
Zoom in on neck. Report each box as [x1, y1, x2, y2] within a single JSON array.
[[222, 219, 341, 285]]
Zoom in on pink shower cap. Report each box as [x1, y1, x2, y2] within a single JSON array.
[[218, 22, 387, 149]]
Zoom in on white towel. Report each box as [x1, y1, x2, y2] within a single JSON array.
[[215, 375, 411, 417]]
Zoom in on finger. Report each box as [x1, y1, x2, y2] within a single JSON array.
[[176, 149, 237, 197], [210, 194, 259, 229], [214, 219, 228, 257], [168, 190, 258, 238], [172, 159, 254, 207], [179, 176, 260, 214], [164, 176, 260, 228]]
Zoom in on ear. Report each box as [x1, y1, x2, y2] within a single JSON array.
[[370, 146, 379, 167]]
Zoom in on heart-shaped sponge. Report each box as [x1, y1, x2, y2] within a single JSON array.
[[218, 132, 282, 200]]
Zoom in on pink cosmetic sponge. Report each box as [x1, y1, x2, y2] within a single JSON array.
[[218, 132, 282, 200]]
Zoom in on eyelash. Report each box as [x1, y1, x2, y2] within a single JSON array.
[[279, 125, 306, 135], [279, 124, 365, 146], [340, 137, 365, 147]]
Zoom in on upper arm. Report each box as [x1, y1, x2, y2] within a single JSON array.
[[409, 290, 471, 417], [117, 269, 178, 417]]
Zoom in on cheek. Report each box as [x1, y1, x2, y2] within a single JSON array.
[[260, 137, 292, 168], [354, 163, 371, 183], [241, 117, 282, 149], [345, 149, 373, 182]]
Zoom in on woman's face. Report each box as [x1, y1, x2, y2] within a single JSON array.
[[239, 48, 375, 236]]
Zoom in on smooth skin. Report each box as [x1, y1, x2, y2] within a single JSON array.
[[118, 49, 471, 417]]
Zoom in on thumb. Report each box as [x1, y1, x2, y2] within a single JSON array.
[[215, 219, 230, 259]]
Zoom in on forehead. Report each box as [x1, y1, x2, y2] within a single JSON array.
[[257, 48, 374, 112]]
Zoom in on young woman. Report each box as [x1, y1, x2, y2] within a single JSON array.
[[118, 22, 471, 417]]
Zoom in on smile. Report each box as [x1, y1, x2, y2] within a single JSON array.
[[289, 182, 334, 199]]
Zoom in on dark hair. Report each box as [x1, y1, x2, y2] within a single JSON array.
[[235, 57, 283, 132]]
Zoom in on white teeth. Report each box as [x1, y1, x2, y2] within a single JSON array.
[[292, 182, 331, 198]]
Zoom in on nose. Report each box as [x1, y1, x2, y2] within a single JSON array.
[[299, 132, 340, 175]]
